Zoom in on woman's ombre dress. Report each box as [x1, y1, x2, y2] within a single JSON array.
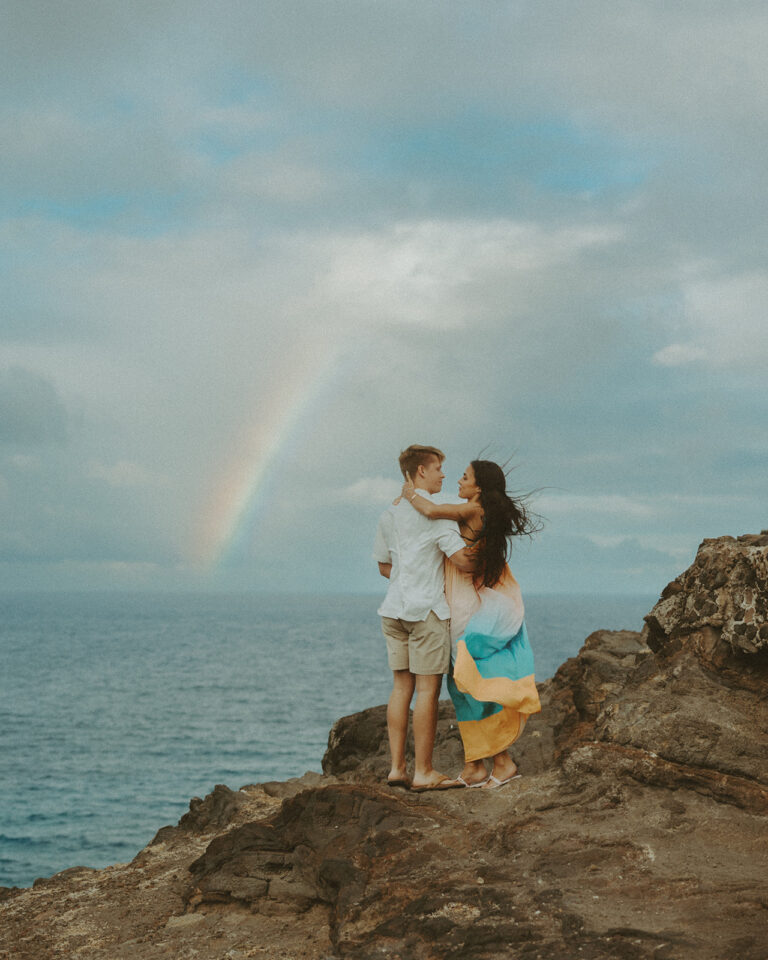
[[445, 560, 541, 761]]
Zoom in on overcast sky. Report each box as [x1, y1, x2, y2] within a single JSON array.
[[1, 0, 766, 596]]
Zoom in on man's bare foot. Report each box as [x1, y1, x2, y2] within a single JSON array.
[[410, 770, 463, 792], [387, 767, 410, 788]]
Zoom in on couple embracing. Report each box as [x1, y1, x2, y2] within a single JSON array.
[[373, 444, 541, 792]]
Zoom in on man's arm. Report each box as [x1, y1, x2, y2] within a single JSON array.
[[373, 513, 393, 578], [447, 547, 476, 573]]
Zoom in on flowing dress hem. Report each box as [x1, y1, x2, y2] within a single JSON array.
[[458, 711, 529, 761]]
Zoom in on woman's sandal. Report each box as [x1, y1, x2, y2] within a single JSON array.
[[483, 772, 522, 789], [454, 774, 491, 789]]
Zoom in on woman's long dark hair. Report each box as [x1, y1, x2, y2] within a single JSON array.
[[471, 459, 541, 588]]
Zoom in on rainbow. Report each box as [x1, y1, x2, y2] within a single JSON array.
[[194, 343, 338, 567]]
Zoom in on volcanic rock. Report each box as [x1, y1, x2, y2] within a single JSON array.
[[1, 534, 766, 960]]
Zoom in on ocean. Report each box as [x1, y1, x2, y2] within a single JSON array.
[[0, 591, 655, 888]]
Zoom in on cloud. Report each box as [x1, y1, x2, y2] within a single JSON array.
[[336, 476, 401, 505], [0, 367, 67, 444], [317, 219, 621, 330], [85, 460, 168, 488], [0, 2, 767, 591], [513, 532, 684, 595], [653, 272, 768, 368], [652, 343, 709, 367], [539, 493, 657, 520]]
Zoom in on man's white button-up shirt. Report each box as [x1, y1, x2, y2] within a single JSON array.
[[373, 489, 466, 622]]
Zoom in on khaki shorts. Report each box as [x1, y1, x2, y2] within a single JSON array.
[[381, 611, 451, 675]]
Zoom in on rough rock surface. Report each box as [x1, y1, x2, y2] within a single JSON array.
[[1, 535, 767, 960], [643, 532, 768, 657]]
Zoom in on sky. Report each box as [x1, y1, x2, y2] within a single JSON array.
[[0, 0, 766, 596]]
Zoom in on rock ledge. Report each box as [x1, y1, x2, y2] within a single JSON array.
[[1, 535, 766, 960]]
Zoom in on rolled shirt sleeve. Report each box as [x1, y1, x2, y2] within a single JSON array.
[[373, 512, 393, 563], [435, 519, 466, 559]]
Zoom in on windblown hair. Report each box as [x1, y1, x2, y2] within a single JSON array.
[[398, 444, 445, 480], [471, 459, 541, 588]]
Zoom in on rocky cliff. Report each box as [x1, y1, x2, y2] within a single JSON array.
[[1, 534, 766, 960]]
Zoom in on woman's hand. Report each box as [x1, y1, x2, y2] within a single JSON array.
[[402, 471, 438, 518], [401, 473, 416, 504]]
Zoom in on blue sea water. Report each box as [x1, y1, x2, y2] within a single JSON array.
[[0, 591, 654, 888]]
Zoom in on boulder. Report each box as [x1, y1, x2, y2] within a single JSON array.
[[644, 532, 768, 658]]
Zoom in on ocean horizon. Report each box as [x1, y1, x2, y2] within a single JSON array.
[[1, 590, 656, 888]]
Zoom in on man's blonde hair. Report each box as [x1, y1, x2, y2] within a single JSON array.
[[398, 444, 445, 480]]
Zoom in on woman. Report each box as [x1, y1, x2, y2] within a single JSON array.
[[402, 460, 541, 788]]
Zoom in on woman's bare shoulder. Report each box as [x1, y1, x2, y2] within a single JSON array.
[[463, 502, 484, 524]]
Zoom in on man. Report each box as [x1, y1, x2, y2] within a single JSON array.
[[373, 444, 474, 791]]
